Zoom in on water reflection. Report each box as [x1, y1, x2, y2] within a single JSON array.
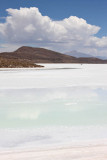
[[0, 86, 107, 128]]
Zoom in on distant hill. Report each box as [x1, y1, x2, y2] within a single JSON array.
[[65, 50, 93, 58], [65, 50, 107, 60], [96, 56, 107, 60], [0, 46, 107, 64], [0, 46, 77, 63]]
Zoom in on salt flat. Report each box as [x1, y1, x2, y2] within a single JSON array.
[[0, 64, 107, 89], [0, 64, 107, 159]]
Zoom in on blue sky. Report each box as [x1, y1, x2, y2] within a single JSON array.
[[0, 0, 107, 37], [0, 0, 107, 56]]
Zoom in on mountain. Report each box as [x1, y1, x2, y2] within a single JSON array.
[[0, 46, 107, 64], [95, 56, 107, 60], [0, 46, 78, 63], [65, 50, 93, 58], [65, 50, 107, 60]]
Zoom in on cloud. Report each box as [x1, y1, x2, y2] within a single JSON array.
[[0, 7, 107, 56]]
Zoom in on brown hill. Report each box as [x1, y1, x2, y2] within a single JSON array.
[[0, 46, 107, 64], [0, 46, 77, 63]]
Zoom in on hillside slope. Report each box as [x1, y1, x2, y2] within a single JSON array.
[[0, 46, 107, 64], [0, 46, 77, 63]]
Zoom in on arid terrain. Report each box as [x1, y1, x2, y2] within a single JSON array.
[[0, 46, 107, 65]]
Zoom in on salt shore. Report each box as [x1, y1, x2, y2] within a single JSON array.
[[0, 145, 107, 160]]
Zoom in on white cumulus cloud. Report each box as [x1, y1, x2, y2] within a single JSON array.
[[0, 7, 107, 56]]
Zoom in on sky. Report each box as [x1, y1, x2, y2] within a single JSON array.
[[0, 0, 107, 56]]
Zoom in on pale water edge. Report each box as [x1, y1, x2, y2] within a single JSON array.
[[0, 64, 107, 157]]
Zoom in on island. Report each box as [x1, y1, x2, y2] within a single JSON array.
[[0, 57, 43, 68]]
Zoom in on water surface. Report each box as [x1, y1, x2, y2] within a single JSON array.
[[0, 64, 107, 150]]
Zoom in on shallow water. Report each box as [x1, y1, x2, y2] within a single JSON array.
[[0, 64, 107, 150], [0, 87, 107, 128]]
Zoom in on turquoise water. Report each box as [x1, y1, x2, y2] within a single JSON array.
[[0, 87, 107, 128]]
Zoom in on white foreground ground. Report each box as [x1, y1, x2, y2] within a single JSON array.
[[0, 145, 107, 160], [0, 64, 107, 160]]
